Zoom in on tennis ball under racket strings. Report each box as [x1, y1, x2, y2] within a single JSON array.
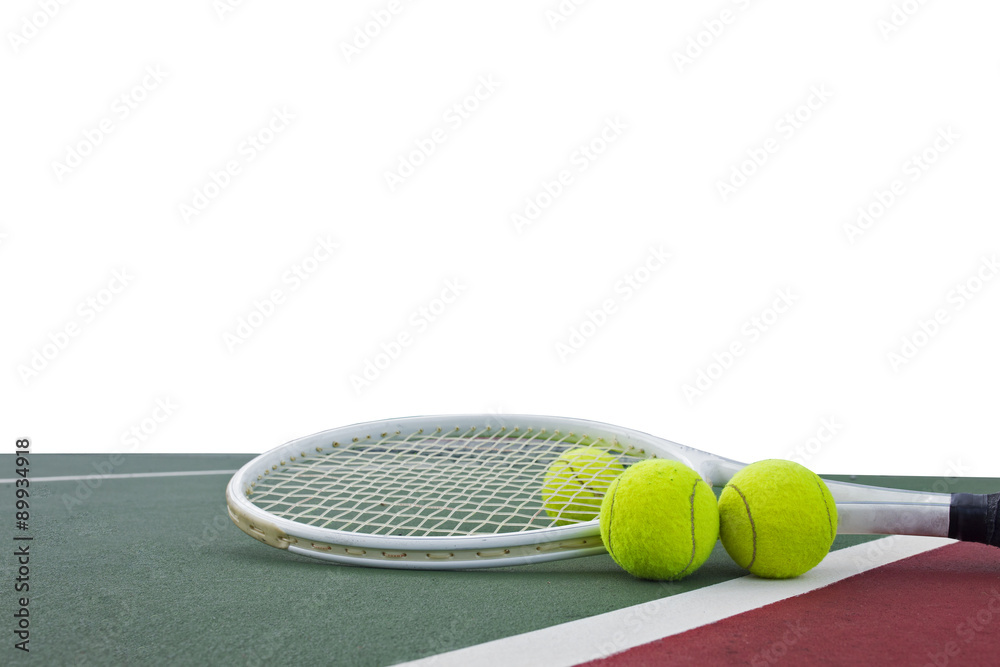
[[541, 446, 625, 525], [599, 459, 719, 581]]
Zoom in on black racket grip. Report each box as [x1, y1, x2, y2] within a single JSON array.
[[949, 493, 1000, 547]]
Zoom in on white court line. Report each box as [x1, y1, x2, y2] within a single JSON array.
[[395, 536, 955, 667], [0, 470, 237, 484]]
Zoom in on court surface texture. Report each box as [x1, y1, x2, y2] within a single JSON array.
[[1, 454, 997, 666]]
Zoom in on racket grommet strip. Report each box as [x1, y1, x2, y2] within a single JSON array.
[[535, 537, 601, 553], [227, 500, 293, 550], [475, 549, 511, 558]]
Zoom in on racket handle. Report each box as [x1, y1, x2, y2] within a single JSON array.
[[949, 493, 1000, 547]]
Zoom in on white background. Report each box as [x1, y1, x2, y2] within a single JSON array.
[[3, 1, 998, 477]]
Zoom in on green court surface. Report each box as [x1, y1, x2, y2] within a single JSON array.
[[1, 454, 996, 666]]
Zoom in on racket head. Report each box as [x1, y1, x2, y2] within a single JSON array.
[[226, 414, 744, 569]]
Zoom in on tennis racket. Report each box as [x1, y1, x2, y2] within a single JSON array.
[[225, 414, 999, 569]]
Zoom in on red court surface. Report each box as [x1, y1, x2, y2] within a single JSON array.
[[584, 542, 1000, 667]]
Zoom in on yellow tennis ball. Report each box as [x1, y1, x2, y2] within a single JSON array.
[[541, 447, 624, 525], [719, 459, 838, 579], [598, 459, 719, 581]]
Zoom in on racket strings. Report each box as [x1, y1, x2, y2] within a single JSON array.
[[255, 427, 522, 534], [326, 427, 510, 534], [400, 428, 571, 536], [246, 423, 631, 537], [285, 428, 438, 527]]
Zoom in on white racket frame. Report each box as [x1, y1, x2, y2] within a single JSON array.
[[226, 414, 953, 570]]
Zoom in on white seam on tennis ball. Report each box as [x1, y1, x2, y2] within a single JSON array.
[[604, 479, 621, 562], [729, 483, 758, 569], [813, 474, 836, 540], [679, 478, 699, 577]]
